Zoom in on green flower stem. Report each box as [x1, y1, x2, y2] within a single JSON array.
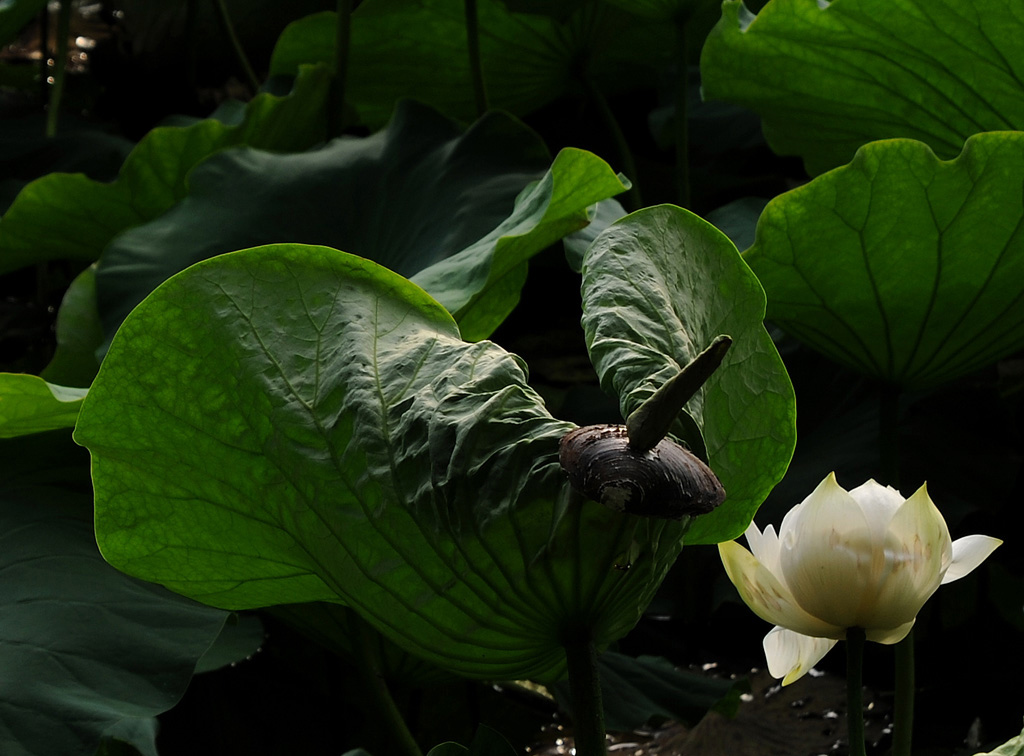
[[563, 629, 607, 756], [45, 0, 72, 138], [212, 0, 261, 94], [352, 619, 424, 756], [330, 0, 354, 137], [465, 0, 488, 117], [582, 76, 641, 211], [846, 627, 867, 756], [672, 16, 690, 208], [878, 383, 901, 488], [892, 627, 915, 756]]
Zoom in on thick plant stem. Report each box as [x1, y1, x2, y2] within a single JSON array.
[[878, 384, 901, 488], [329, 0, 354, 137], [846, 627, 867, 756], [564, 630, 607, 756], [213, 0, 261, 94], [672, 16, 690, 208], [892, 628, 915, 756], [352, 620, 424, 756], [582, 76, 641, 211], [465, 0, 488, 117], [45, 0, 72, 138]]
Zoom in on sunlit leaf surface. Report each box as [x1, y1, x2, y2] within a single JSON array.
[[0, 374, 86, 437], [701, 0, 1024, 174], [581, 205, 796, 543], [744, 133, 1024, 390], [76, 244, 690, 681]]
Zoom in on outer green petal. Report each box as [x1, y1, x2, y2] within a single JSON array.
[[719, 541, 840, 639], [942, 535, 1003, 584], [763, 626, 836, 685]]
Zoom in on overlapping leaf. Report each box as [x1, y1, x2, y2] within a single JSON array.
[[701, 0, 1024, 174], [0, 486, 227, 756], [95, 101, 627, 343], [0, 64, 330, 275], [581, 205, 796, 543], [744, 132, 1024, 390], [270, 0, 672, 128], [0, 374, 86, 437], [75, 244, 689, 681]]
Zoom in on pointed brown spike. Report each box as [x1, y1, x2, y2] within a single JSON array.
[[625, 335, 732, 453]]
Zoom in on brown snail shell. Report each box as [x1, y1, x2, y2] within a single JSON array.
[[558, 424, 725, 520]]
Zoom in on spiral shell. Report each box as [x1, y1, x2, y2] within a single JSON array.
[[558, 424, 725, 520]]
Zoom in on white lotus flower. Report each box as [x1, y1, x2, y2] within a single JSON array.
[[719, 472, 1002, 685]]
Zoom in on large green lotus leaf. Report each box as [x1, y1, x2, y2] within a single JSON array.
[[75, 244, 690, 681], [0, 64, 330, 275], [0, 486, 227, 756], [270, 1, 672, 129], [581, 205, 795, 544], [0, 374, 86, 438], [95, 101, 627, 343], [701, 0, 1024, 175], [744, 133, 1024, 390]]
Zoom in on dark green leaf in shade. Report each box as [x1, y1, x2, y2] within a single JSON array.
[[0, 374, 86, 438], [193, 613, 265, 674], [0, 487, 227, 756], [40, 265, 104, 388], [744, 133, 1024, 390], [701, 0, 1024, 175], [580, 205, 795, 544], [425, 725, 517, 756], [97, 718, 158, 756], [0, 65, 331, 275], [75, 244, 691, 682], [975, 720, 1024, 755], [549, 651, 744, 731], [0, 0, 48, 48], [270, 1, 673, 129], [94, 101, 627, 343]]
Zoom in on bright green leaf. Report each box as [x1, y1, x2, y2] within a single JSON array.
[[95, 101, 626, 343], [581, 204, 796, 544], [75, 244, 690, 681], [976, 721, 1024, 756], [701, 0, 1024, 175], [0, 486, 226, 756], [0, 65, 330, 275], [271, 1, 672, 129], [0, 374, 86, 438], [744, 133, 1024, 390]]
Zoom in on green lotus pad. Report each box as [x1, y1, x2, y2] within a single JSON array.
[[745, 132, 1024, 390]]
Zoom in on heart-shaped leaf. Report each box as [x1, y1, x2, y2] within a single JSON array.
[[0, 374, 86, 437], [75, 244, 690, 681], [0, 65, 330, 275], [0, 486, 226, 756], [580, 204, 796, 543], [744, 132, 1024, 390], [701, 0, 1024, 174], [95, 101, 627, 343], [270, 1, 672, 128]]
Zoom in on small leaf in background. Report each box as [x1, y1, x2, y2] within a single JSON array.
[[0, 0, 48, 48], [76, 244, 690, 682], [0, 373, 86, 438], [0, 487, 227, 756], [94, 100, 627, 343], [39, 265, 104, 388], [581, 204, 796, 544], [270, 0, 673, 129], [701, 0, 1024, 174], [0, 64, 331, 275], [744, 132, 1024, 390]]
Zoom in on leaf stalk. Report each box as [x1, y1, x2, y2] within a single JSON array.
[[563, 629, 607, 756], [846, 627, 867, 756], [892, 627, 915, 756], [45, 0, 72, 138], [465, 0, 489, 117], [213, 0, 261, 94]]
